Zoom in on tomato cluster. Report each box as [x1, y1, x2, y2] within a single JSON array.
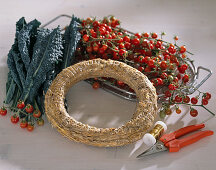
[[76, 16, 190, 93], [0, 100, 44, 132], [75, 16, 213, 118], [160, 92, 212, 118]]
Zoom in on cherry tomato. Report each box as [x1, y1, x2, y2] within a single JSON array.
[[168, 75, 174, 82], [138, 66, 144, 72], [182, 53, 186, 58], [165, 91, 172, 98], [168, 46, 176, 54], [174, 36, 179, 41], [119, 49, 126, 56], [92, 82, 100, 89], [190, 109, 198, 117], [180, 46, 186, 53], [149, 44, 154, 50], [83, 34, 90, 42], [160, 72, 168, 79], [191, 97, 198, 104], [124, 42, 131, 50], [151, 33, 158, 39], [175, 95, 182, 103], [183, 96, 190, 103], [160, 61, 167, 69], [135, 33, 141, 38], [86, 46, 93, 53], [114, 19, 120, 26], [157, 78, 163, 85], [176, 108, 181, 114], [168, 84, 175, 90], [27, 124, 34, 132], [0, 107, 7, 116], [117, 80, 124, 86], [155, 41, 162, 49], [81, 20, 86, 27], [138, 55, 144, 63], [33, 110, 41, 118], [141, 39, 148, 48], [204, 92, 211, 100], [117, 32, 123, 36], [17, 100, 25, 109], [93, 21, 99, 27], [93, 43, 99, 52], [148, 59, 155, 68], [117, 37, 123, 43], [143, 32, 149, 38], [145, 50, 152, 56], [99, 26, 106, 35], [178, 66, 186, 74], [86, 17, 93, 24], [181, 64, 188, 71], [102, 44, 108, 51], [113, 52, 119, 60], [25, 104, 34, 113], [118, 43, 125, 49], [99, 47, 105, 54], [144, 67, 151, 72], [11, 115, 19, 124], [170, 55, 177, 63], [131, 38, 140, 46], [37, 119, 44, 126], [202, 99, 208, 105], [166, 108, 172, 115], [20, 121, 28, 128], [143, 56, 150, 64], [182, 74, 189, 83], [164, 54, 170, 60]]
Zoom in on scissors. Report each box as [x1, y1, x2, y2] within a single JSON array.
[[137, 123, 214, 158]]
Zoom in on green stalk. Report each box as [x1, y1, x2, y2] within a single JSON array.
[[171, 102, 215, 116]]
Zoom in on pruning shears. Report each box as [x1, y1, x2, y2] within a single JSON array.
[[137, 123, 214, 158]]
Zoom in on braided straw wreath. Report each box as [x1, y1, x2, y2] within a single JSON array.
[[45, 59, 157, 147]]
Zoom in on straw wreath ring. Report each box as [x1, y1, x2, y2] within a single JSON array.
[[45, 59, 157, 147]]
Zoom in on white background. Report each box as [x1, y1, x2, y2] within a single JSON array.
[[0, 0, 216, 170]]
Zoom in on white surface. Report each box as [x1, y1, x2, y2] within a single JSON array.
[[0, 0, 216, 170]]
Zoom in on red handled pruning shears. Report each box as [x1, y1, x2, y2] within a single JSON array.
[[137, 123, 214, 158]]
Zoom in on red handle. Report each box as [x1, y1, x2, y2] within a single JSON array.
[[165, 130, 214, 152], [160, 124, 205, 144]]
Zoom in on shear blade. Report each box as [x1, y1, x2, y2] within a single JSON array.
[[137, 141, 167, 158]]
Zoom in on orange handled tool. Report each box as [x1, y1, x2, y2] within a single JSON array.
[[137, 123, 214, 158]]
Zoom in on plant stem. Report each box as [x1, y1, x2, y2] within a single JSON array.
[[171, 102, 215, 116]]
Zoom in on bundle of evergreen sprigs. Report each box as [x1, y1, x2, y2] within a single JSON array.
[[1, 15, 81, 131]]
